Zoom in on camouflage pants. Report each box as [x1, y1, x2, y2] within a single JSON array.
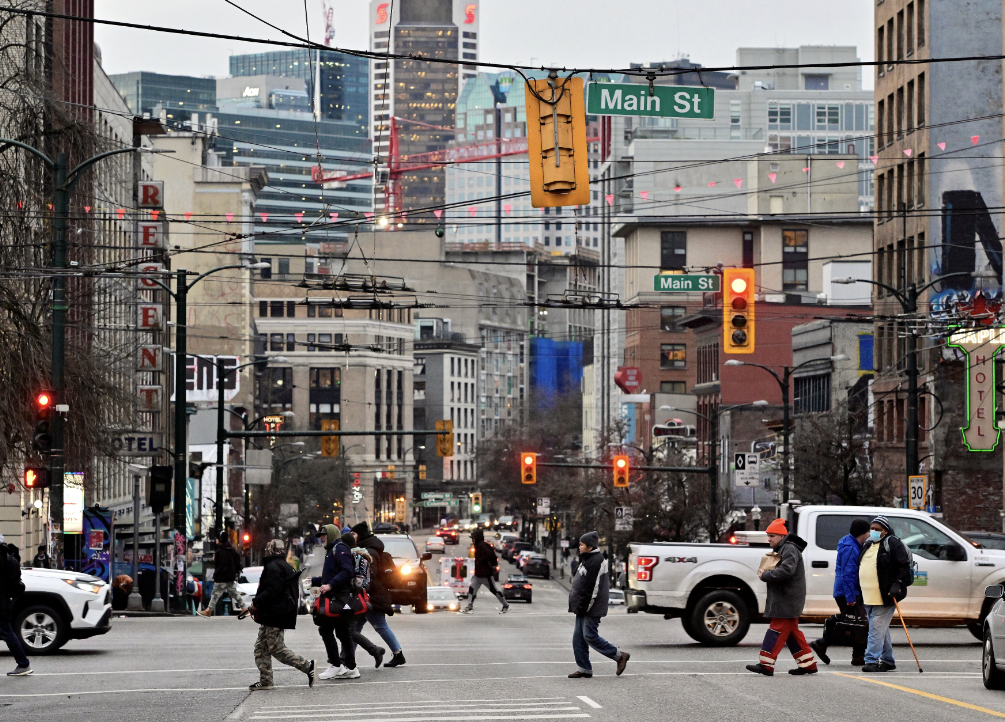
[[255, 626, 310, 685], [207, 581, 247, 611]]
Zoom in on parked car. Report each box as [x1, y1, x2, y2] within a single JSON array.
[[377, 534, 433, 614], [966, 532, 1005, 551], [14, 568, 113, 654], [425, 536, 446, 554], [503, 574, 533, 603], [373, 522, 404, 534], [628, 504, 1005, 647], [505, 540, 534, 562], [609, 589, 626, 606], [425, 586, 460, 612], [436, 527, 460, 545], [524, 554, 551, 579]]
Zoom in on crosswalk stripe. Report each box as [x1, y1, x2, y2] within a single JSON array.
[[255, 698, 568, 711], [252, 715, 588, 722], [251, 706, 583, 720]]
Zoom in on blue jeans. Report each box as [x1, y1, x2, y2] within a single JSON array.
[[572, 615, 618, 673], [864, 604, 896, 666], [356, 610, 401, 654], [0, 619, 29, 668]]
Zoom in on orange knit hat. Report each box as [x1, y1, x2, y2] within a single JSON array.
[[764, 518, 788, 535]]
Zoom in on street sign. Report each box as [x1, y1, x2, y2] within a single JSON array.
[[422, 499, 459, 508], [653, 274, 721, 292], [734, 452, 761, 487], [614, 506, 634, 531], [561, 539, 570, 549], [245, 449, 273, 486], [588, 82, 715, 119], [537, 497, 550, 515], [908, 475, 928, 510], [421, 492, 454, 500]]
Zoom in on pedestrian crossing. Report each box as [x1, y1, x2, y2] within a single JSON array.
[[247, 696, 595, 721]]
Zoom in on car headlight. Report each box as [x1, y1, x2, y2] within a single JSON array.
[[427, 604, 434, 610], [449, 602, 457, 610], [400, 564, 412, 575], [64, 579, 103, 595]]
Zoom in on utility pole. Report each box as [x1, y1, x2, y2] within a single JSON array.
[[495, 102, 502, 246], [173, 269, 188, 535]]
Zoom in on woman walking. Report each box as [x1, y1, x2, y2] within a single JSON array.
[[312, 525, 359, 680]]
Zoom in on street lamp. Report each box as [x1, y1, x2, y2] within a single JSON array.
[[724, 356, 848, 504]]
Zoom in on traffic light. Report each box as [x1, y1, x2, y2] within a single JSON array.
[[521, 452, 537, 484], [435, 419, 454, 457], [32, 390, 54, 453], [24, 467, 49, 489], [418, 464, 427, 480], [723, 268, 756, 354], [241, 530, 252, 550], [321, 419, 339, 457], [471, 492, 482, 514], [148, 465, 173, 513], [613, 455, 630, 488], [525, 76, 590, 208]]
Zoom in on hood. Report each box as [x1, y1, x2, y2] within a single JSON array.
[[353, 548, 372, 562], [784, 533, 808, 552], [323, 524, 339, 550], [838, 534, 862, 552], [263, 554, 286, 564]]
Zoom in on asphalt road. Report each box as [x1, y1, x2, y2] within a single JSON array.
[[1, 539, 1002, 721]]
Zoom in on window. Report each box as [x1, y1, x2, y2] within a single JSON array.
[[259, 300, 268, 317], [742, 231, 754, 268], [906, 2, 915, 54], [794, 374, 831, 414], [917, 0, 925, 46], [782, 229, 809, 291], [660, 381, 686, 394], [886, 93, 894, 142], [917, 72, 925, 128], [876, 99, 885, 147], [859, 334, 874, 371], [916, 153, 925, 205], [309, 368, 340, 430], [896, 9, 905, 60], [886, 19, 894, 67], [318, 333, 332, 351], [877, 25, 885, 73], [307, 333, 316, 352], [278, 258, 290, 275], [660, 343, 686, 369], [259, 367, 292, 412], [906, 159, 915, 208], [287, 301, 296, 318], [269, 333, 283, 351], [815, 515, 872, 550], [805, 74, 829, 91], [259, 258, 272, 279], [660, 306, 686, 332], [729, 99, 741, 139], [660, 231, 686, 271], [896, 86, 904, 138], [270, 301, 284, 317], [286, 333, 296, 352], [887, 517, 960, 561]]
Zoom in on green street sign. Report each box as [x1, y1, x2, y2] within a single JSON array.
[[653, 274, 720, 292], [420, 492, 454, 500], [588, 83, 715, 119], [423, 499, 459, 508]]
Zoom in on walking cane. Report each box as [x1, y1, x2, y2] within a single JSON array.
[[891, 597, 923, 673]]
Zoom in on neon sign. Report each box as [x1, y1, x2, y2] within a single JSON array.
[[948, 328, 1005, 451]]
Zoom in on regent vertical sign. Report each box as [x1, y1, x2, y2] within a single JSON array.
[[948, 328, 1005, 451]]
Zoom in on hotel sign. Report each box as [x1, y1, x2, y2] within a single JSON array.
[[948, 328, 1005, 451]]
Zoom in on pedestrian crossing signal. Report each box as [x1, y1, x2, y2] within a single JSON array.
[[24, 467, 49, 489], [521, 453, 537, 484], [613, 455, 630, 487]]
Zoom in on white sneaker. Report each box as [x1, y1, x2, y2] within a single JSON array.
[[336, 667, 361, 679], [318, 664, 343, 680]]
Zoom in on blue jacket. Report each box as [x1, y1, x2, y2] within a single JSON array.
[[833, 533, 862, 602], [311, 540, 354, 594]]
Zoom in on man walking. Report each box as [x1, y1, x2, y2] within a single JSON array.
[[247, 539, 315, 690], [568, 531, 629, 679], [858, 515, 913, 672], [810, 518, 871, 666], [30, 545, 50, 569], [746, 518, 817, 676], [199, 531, 247, 618], [461, 528, 509, 614], [0, 539, 31, 676]]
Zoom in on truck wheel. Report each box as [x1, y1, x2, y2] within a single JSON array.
[[969, 621, 985, 640], [985, 631, 1005, 690], [15, 605, 69, 655], [688, 590, 749, 647], [679, 613, 700, 642]]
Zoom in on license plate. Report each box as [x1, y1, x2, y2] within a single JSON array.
[[407, 581, 415, 586]]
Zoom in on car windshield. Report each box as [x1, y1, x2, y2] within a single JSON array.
[[379, 536, 420, 562], [240, 567, 263, 584], [427, 589, 455, 600]]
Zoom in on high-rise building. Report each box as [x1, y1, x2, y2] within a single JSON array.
[[369, 0, 479, 219], [109, 71, 217, 117]]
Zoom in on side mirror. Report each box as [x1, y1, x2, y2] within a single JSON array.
[[986, 584, 1004, 599], [946, 543, 967, 562], [421, 552, 432, 561]]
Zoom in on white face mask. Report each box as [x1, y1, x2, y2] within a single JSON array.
[[869, 530, 882, 542]]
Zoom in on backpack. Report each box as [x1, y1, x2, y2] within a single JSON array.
[[883, 536, 915, 587]]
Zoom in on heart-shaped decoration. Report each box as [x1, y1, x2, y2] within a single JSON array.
[[184, 211, 193, 221], [330, 212, 338, 221], [605, 194, 614, 206], [708, 181, 716, 188], [225, 212, 234, 223], [116, 208, 125, 219], [294, 212, 304, 222], [768, 173, 777, 183], [802, 167, 811, 173], [433, 209, 442, 219], [869, 155, 879, 164], [503, 204, 512, 214], [937, 142, 946, 151], [640, 191, 649, 200], [468, 207, 477, 217], [733, 179, 742, 189], [84, 205, 91, 213], [836, 161, 845, 169], [903, 149, 913, 157], [364, 212, 374, 220], [972, 135, 980, 145], [674, 186, 682, 193], [259, 212, 269, 222]]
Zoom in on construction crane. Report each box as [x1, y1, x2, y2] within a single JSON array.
[[311, 116, 529, 225]]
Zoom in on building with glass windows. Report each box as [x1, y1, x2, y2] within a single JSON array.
[[109, 71, 217, 117]]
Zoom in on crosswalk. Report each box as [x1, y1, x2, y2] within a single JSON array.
[[247, 696, 596, 721]]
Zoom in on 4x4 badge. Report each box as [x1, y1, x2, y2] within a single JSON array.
[[664, 556, 697, 563]]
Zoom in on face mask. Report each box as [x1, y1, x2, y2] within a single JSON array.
[[869, 530, 882, 542]]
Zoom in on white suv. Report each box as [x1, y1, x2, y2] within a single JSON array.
[[14, 568, 113, 654]]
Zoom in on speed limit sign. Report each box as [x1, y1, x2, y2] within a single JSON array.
[[908, 475, 927, 510]]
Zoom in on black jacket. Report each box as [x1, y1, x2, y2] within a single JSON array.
[[213, 543, 242, 584], [859, 534, 913, 605], [760, 534, 808, 619], [253, 555, 299, 629], [31, 553, 50, 569], [356, 531, 393, 614], [0, 546, 24, 621], [473, 541, 497, 579], [568, 550, 609, 617]]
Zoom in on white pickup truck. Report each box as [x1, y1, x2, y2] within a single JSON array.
[[626, 505, 1005, 646]]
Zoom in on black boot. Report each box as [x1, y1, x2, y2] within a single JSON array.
[[810, 639, 830, 665], [384, 651, 406, 668], [372, 647, 386, 668]]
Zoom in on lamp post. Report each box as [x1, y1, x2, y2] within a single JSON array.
[[724, 356, 848, 505]]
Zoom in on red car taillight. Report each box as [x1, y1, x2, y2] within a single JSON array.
[[636, 556, 659, 582], [503, 584, 513, 589], [523, 584, 532, 589]]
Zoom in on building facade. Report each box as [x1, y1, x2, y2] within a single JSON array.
[[109, 71, 217, 117]]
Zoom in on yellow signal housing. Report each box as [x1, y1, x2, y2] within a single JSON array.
[[723, 268, 756, 354], [521, 452, 537, 484], [613, 455, 630, 488], [436, 419, 454, 457], [525, 76, 590, 208]]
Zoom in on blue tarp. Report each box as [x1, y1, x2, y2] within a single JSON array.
[[530, 337, 583, 406]]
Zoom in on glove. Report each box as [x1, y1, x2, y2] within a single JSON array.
[[889, 583, 903, 599]]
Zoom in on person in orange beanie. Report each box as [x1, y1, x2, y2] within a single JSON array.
[[746, 518, 817, 676]]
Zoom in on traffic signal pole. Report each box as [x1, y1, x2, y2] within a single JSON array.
[[173, 269, 188, 534]]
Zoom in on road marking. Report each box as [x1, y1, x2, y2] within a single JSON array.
[[257, 698, 568, 710], [834, 672, 1005, 718], [576, 697, 602, 709], [251, 704, 580, 718], [251, 709, 586, 721]]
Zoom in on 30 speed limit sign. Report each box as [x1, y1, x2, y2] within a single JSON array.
[[908, 475, 927, 510]]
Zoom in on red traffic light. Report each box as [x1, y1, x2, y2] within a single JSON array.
[[242, 532, 251, 542], [612, 455, 630, 488], [36, 392, 52, 407], [615, 457, 627, 468]]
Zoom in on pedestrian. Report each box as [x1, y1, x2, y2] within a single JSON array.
[[31, 545, 50, 569], [198, 531, 248, 618], [570, 557, 579, 576], [460, 528, 509, 614], [0, 538, 31, 676], [312, 525, 360, 680], [857, 515, 913, 673], [342, 531, 385, 668], [567, 531, 629, 678], [351, 521, 406, 667], [746, 518, 818, 676], [247, 539, 316, 690], [810, 518, 871, 666]]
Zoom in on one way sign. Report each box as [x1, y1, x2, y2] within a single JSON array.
[[734, 453, 760, 487]]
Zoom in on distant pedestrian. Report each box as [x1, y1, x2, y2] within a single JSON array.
[[31, 545, 50, 569], [857, 515, 913, 673], [198, 531, 247, 618], [568, 531, 629, 679], [313, 525, 359, 680], [0, 539, 31, 676], [746, 518, 817, 676], [247, 539, 315, 690], [461, 528, 509, 614], [351, 522, 406, 667], [810, 518, 871, 666]]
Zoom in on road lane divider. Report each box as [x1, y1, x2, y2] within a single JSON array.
[[834, 672, 1005, 718]]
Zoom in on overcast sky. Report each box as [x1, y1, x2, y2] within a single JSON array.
[[94, 0, 875, 87]]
